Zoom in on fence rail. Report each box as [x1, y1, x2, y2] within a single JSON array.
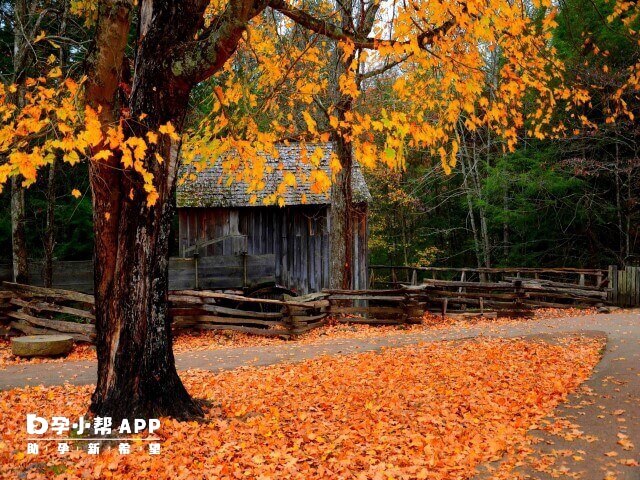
[[369, 265, 609, 289], [0, 264, 629, 345], [0, 282, 329, 340]]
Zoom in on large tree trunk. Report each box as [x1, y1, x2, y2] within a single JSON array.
[[89, 142, 200, 420], [86, 0, 208, 421], [85, 0, 374, 418], [89, 69, 201, 420]]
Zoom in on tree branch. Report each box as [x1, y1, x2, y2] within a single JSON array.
[[269, 0, 456, 50], [170, 0, 269, 84], [357, 54, 410, 83]]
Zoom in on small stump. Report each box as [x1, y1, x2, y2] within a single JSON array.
[[11, 335, 73, 358]]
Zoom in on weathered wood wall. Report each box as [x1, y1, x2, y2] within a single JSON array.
[[0, 255, 276, 293], [0, 261, 94, 292], [608, 265, 640, 307], [178, 205, 368, 294]]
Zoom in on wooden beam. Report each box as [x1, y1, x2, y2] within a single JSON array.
[[10, 298, 95, 321]]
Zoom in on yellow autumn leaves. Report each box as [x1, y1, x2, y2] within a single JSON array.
[[0, 73, 183, 206], [0, 76, 87, 188], [183, 0, 607, 181]]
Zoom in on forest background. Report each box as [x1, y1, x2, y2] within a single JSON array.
[[0, 0, 637, 271]]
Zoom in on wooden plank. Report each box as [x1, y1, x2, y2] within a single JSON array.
[[329, 306, 405, 316], [290, 319, 327, 334], [169, 305, 283, 319], [447, 311, 498, 319], [284, 292, 329, 302], [171, 289, 328, 308], [620, 268, 628, 307], [194, 324, 290, 337], [608, 265, 618, 304], [423, 280, 517, 290], [10, 321, 61, 337], [370, 265, 608, 275], [627, 266, 640, 307], [172, 315, 282, 327], [8, 310, 95, 335], [504, 277, 609, 292], [329, 295, 406, 301], [10, 298, 95, 321], [323, 288, 409, 295], [2, 282, 94, 304], [291, 313, 328, 323]]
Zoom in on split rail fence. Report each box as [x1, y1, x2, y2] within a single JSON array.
[[0, 271, 613, 344], [0, 282, 331, 340]]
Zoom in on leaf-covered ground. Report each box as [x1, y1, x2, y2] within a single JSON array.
[[0, 307, 596, 369], [0, 335, 604, 479]]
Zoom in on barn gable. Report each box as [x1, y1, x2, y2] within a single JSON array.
[[175, 143, 370, 293]]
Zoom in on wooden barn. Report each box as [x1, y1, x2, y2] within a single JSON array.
[[176, 143, 371, 294]]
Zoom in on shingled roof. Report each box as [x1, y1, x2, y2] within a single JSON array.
[[176, 143, 371, 208]]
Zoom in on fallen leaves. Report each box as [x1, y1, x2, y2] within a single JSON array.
[[0, 335, 604, 479], [617, 433, 634, 451]]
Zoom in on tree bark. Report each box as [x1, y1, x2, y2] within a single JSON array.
[[85, 0, 201, 421], [328, 0, 366, 290], [82, 0, 397, 419], [10, 0, 32, 284], [43, 159, 58, 287], [460, 154, 483, 270], [85, 0, 263, 421], [11, 176, 29, 283], [329, 131, 355, 289], [43, 0, 71, 288]]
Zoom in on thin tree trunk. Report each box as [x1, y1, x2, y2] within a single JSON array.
[[11, 176, 28, 283], [10, 0, 30, 284], [401, 209, 409, 267], [457, 124, 483, 270], [460, 152, 483, 269], [330, 133, 355, 289], [329, 1, 356, 290], [502, 189, 509, 260], [43, 0, 71, 287], [626, 170, 631, 262], [43, 159, 58, 287], [474, 138, 490, 268]]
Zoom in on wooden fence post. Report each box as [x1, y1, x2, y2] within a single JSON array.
[[608, 265, 618, 305], [193, 252, 199, 290], [242, 252, 248, 288]]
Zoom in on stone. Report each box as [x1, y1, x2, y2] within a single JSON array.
[[11, 335, 74, 357], [597, 306, 620, 314]]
